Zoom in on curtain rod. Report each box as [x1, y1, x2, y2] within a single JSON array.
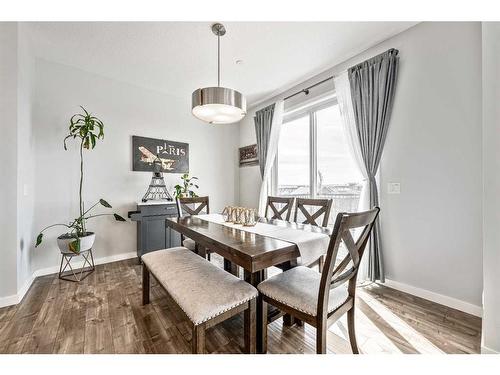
[[283, 75, 335, 101], [282, 48, 398, 102]]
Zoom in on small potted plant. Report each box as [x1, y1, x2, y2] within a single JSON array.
[[35, 106, 125, 254], [174, 173, 199, 198]]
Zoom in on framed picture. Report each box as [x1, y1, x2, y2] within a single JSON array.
[[132, 135, 189, 173], [239, 144, 259, 167]]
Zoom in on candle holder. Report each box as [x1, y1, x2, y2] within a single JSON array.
[[232, 207, 244, 224], [222, 206, 233, 222], [243, 208, 257, 226]]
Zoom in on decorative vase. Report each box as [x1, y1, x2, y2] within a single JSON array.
[[57, 232, 96, 254]]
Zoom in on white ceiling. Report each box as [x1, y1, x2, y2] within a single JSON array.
[[25, 22, 417, 107]]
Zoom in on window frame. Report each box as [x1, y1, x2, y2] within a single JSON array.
[[272, 95, 340, 199]]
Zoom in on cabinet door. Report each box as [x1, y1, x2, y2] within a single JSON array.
[[142, 216, 169, 253], [169, 227, 182, 247]]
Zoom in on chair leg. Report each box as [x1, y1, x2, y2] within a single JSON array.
[[316, 322, 327, 354], [283, 314, 295, 326], [207, 251, 211, 262], [244, 299, 256, 353], [142, 264, 150, 305], [192, 323, 206, 354], [257, 296, 268, 353], [224, 259, 239, 277], [347, 308, 359, 354], [318, 255, 324, 273]]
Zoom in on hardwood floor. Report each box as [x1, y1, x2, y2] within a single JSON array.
[[0, 256, 481, 354]]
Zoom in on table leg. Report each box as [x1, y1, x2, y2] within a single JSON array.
[[244, 270, 264, 353]]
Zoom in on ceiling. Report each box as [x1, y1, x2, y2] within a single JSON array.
[[25, 22, 417, 107]]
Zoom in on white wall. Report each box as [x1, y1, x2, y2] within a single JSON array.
[[31, 59, 239, 272], [481, 22, 500, 354], [239, 22, 483, 311], [16, 23, 36, 296], [0, 23, 19, 300]]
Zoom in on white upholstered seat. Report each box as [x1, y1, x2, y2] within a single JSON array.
[[142, 247, 257, 325], [183, 238, 196, 251], [257, 266, 349, 316]]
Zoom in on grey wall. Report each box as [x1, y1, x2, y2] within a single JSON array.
[[481, 22, 500, 353], [0, 23, 19, 299], [239, 22, 483, 308], [31, 59, 240, 272]]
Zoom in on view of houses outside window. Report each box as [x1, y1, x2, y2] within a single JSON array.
[[276, 101, 362, 226]]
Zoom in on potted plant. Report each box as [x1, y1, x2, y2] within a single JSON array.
[[174, 173, 199, 198], [35, 106, 125, 254]]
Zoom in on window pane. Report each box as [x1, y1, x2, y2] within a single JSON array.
[[277, 115, 310, 198], [317, 105, 362, 222]]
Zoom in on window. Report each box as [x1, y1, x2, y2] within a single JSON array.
[[276, 115, 310, 197], [274, 97, 363, 225]]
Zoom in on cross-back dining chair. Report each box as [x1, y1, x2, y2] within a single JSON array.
[[176, 196, 211, 260], [264, 196, 295, 221], [294, 198, 333, 227], [292, 197, 333, 271], [257, 207, 380, 354]]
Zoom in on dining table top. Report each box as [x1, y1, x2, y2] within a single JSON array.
[[166, 214, 332, 273]]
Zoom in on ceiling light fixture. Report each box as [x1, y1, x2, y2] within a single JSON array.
[[192, 23, 246, 125]]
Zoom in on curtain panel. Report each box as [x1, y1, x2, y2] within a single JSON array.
[[334, 71, 370, 281], [254, 104, 275, 178], [254, 101, 284, 216], [348, 48, 400, 282]]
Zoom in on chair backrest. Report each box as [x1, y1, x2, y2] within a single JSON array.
[[317, 207, 380, 318], [264, 196, 295, 221], [294, 198, 333, 227], [176, 196, 210, 217]]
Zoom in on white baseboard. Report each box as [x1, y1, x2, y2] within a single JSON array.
[[481, 346, 499, 354], [0, 273, 36, 308], [15, 273, 36, 304], [0, 294, 19, 309], [382, 279, 483, 317], [0, 251, 137, 308], [33, 251, 137, 278]]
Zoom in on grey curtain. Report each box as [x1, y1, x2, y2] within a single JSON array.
[[348, 48, 399, 282], [254, 104, 275, 178]]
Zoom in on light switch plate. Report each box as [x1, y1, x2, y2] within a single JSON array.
[[388, 182, 401, 194]]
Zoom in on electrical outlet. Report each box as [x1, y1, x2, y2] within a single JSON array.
[[388, 182, 401, 194]]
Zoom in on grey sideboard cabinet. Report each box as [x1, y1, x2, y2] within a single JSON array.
[[128, 201, 181, 259]]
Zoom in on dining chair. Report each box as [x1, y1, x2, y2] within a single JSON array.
[[293, 197, 333, 271], [294, 197, 333, 227], [176, 196, 211, 260], [264, 196, 295, 221], [257, 207, 380, 354]]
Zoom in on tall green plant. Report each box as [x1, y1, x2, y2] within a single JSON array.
[[35, 106, 125, 253]]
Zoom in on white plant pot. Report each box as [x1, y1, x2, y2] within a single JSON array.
[[57, 232, 95, 254]]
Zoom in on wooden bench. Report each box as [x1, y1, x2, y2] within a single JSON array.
[[141, 247, 258, 353]]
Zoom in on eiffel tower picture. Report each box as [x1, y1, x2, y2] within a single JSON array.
[[141, 156, 173, 202]]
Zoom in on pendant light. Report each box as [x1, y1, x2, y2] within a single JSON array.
[[192, 23, 246, 125]]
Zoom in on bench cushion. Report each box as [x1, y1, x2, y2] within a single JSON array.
[[142, 247, 257, 325], [257, 266, 349, 316]]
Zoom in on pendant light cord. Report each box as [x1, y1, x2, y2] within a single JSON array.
[[217, 32, 221, 87]]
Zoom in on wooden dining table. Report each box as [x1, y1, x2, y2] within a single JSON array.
[[166, 214, 332, 353]]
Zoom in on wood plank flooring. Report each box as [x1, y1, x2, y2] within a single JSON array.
[[0, 256, 481, 354]]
